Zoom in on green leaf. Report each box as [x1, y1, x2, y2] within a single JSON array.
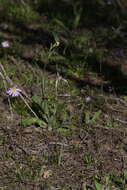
[[94, 180, 103, 190], [53, 18, 68, 31], [57, 128, 71, 136], [22, 117, 47, 127], [43, 102, 49, 116], [85, 110, 101, 124], [91, 110, 101, 123], [124, 171, 127, 180], [85, 112, 90, 124], [32, 95, 42, 105], [65, 125, 77, 130], [49, 54, 66, 62]]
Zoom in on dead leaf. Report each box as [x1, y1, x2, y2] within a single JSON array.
[[43, 170, 52, 179]]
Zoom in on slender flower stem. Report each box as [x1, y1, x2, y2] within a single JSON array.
[[0, 71, 13, 118], [20, 94, 39, 119], [0, 62, 38, 119], [0, 62, 13, 85]]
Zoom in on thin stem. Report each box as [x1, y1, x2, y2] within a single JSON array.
[[20, 94, 39, 119], [0, 71, 13, 118], [0, 62, 13, 85]]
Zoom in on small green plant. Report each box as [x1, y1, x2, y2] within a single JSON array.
[[84, 110, 102, 124], [8, 5, 39, 23], [22, 95, 58, 130], [84, 153, 94, 166], [72, 3, 82, 28], [83, 173, 127, 190], [94, 176, 106, 190], [110, 172, 127, 190], [36, 34, 63, 64]]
